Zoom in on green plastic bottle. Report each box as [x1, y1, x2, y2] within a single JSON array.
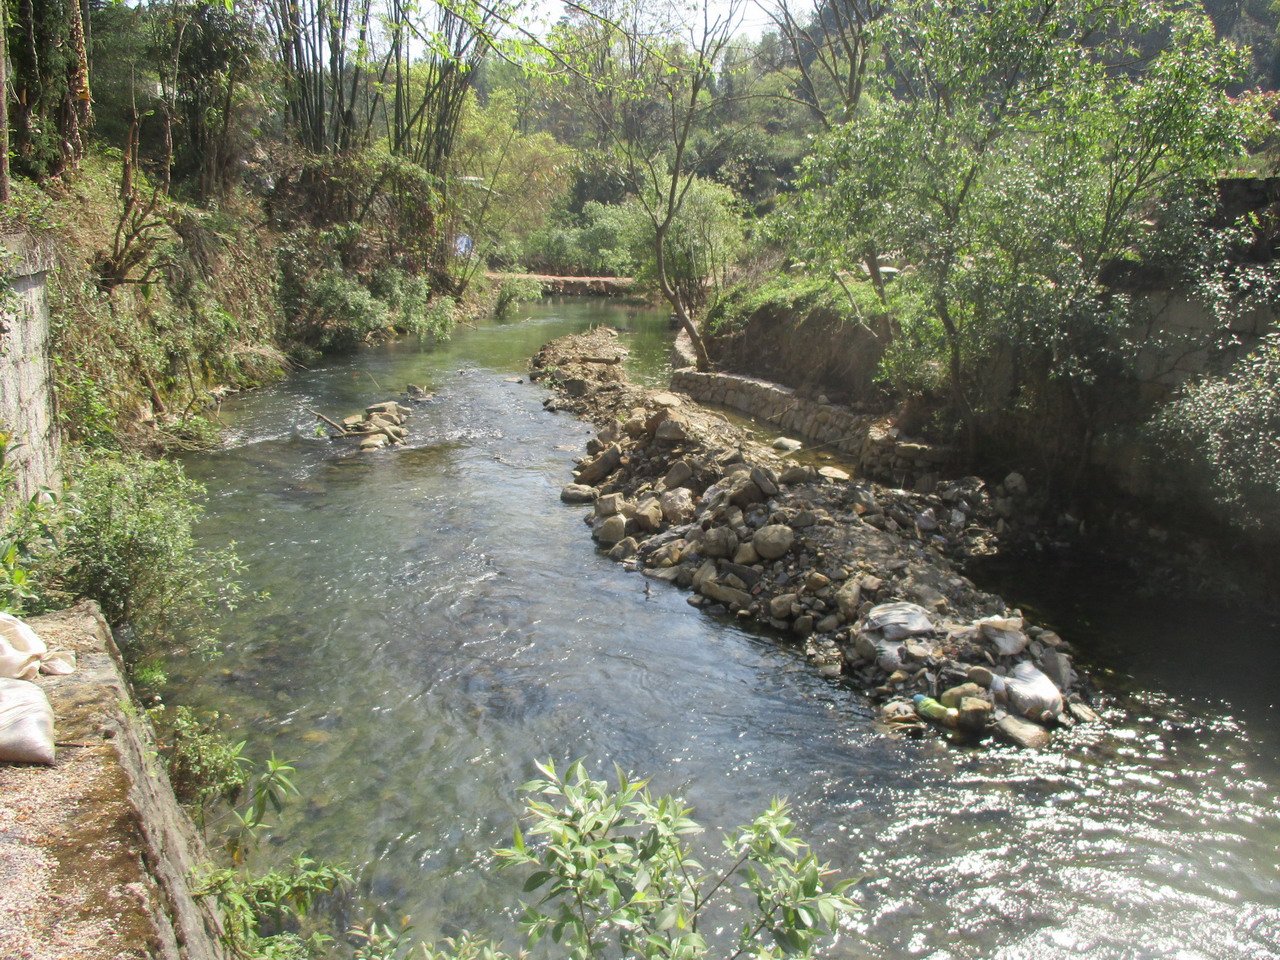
[[913, 694, 960, 728]]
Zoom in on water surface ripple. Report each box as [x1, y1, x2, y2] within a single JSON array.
[[171, 300, 1280, 959]]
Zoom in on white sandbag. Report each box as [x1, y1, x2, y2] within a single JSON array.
[[991, 661, 1062, 723], [976, 615, 1030, 657], [865, 602, 935, 641], [0, 613, 47, 681], [0, 677, 56, 764]]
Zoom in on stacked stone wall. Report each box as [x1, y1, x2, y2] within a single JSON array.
[[671, 369, 956, 489]]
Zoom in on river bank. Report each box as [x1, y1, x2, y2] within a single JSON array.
[[0, 603, 224, 960], [532, 327, 1103, 748]]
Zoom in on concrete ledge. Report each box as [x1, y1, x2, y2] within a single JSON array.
[[0, 602, 226, 960]]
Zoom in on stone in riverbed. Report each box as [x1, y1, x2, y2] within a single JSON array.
[[940, 682, 985, 708], [660, 488, 696, 523], [576, 445, 622, 485], [608, 537, 638, 561], [359, 434, 388, 451], [700, 577, 752, 609], [594, 514, 627, 544], [835, 580, 862, 620], [773, 437, 803, 452], [732, 542, 760, 565], [994, 715, 1052, 749], [595, 492, 625, 516], [957, 697, 993, 733], [561, 483, 597, 504], [660, 459, 694, 490], [752, 524, 794, 560], [818, 466, 851, 482], [769, 594, 798, 620], [701, 526, 739, 558], [633, 498, 664, 532]]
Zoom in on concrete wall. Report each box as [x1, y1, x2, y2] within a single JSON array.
[[1, 231, 62, 503], [671, 368, 955, 489]]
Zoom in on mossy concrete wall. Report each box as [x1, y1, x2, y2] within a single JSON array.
[[1, 231, 62, 502]]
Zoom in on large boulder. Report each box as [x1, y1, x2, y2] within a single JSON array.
[[752, 524, 794, 560], [660, 488, 696, 523], [701, 526, 739, 559], [594, 514, 627, 544], [576, 445, 622, 485], [994, 716, 1051, 750], [561, 484, 597, 504]]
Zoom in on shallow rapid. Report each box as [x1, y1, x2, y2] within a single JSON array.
[[169, 299, 1280, 959]]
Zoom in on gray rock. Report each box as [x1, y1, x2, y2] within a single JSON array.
[[560, 483, 597, 504], [816, 615, 841, 633], [691, 559, 718, 590], [835, 580, 862, 620], [732, 542, 760, 565], [728, 477, 765, 508], [994, 716, 1052, 750], [700, 577, 752, 609], [778, 464, 816, 484], [660, 459, 694, 490], [359, 434, 388, 451], [701, 526, 739, 558], [1037, 649, 1076, 692], [608, 537, 638, 561], [576, 445, 622, 485], [654, 413, 690, 442], [1004, 471, 1029, 497], [957, 697, 993, 733], [818, 466, 851, 482], [773, 437, 803, 452], [940, 682, 985, 708], [769, 594, 798, 620], [659, 488, 696, 523], [595, 492, 625, 517], [750, 466, 780, 497], [594, 514, 627, 544], [752, 524, 794, 560]]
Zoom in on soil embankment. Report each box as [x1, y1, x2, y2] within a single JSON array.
[[0, 603, 225, 960], [532, 328, 1102, 747]]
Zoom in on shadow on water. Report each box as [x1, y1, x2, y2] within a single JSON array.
[[169, 300, 1280, 959]]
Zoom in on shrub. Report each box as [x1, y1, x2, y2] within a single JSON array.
[[40, 452, 244, 652], [380, 760, 856, 960], [1151, 332, 1280, 532]]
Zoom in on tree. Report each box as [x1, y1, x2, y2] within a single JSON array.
[[547, 0, 754, 370], [782, 0, 1268, 464]]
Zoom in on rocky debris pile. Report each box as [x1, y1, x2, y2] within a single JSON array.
[[536, 329, 1101, 749], [314, 385, 434, 451], [340, 401, 413, 452]]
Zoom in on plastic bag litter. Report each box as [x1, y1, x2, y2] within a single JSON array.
[[0, 613, 74, 678], [866, 602, 935, 641], [976, 615, 1030, 657], [0, 677, 56, 764], [991, 661, 1062, 722], [874, 640, 906, 673]]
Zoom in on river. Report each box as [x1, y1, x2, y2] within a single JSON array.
[[169, 298, 1280, 959]]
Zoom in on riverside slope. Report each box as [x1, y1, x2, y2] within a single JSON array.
[[532, 327, 1103, 748]]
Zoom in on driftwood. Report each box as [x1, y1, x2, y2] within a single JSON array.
[[306, 406, 355, 437]]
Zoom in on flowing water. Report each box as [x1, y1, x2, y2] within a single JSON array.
[[169, 298, 1280, 959]]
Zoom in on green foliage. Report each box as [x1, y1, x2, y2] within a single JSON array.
[[389, 759, 856, 960], [157, 705, 250, 813], [1152, 333, 1280, 531], [196, 856, 351, 960], [493, 275, 544, 318], [779, 0, 1270, 458], [37, 452, 244, 653]]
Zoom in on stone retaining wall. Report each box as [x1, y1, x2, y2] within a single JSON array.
[[671, 368, 956, 489], [1, 231, 62, 503], [0, 603, 227, 960]]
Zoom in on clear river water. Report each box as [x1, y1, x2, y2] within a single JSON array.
[[169, 298, 1280, 959]]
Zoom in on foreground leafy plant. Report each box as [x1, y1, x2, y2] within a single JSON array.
[[396, 759, 856, 960]]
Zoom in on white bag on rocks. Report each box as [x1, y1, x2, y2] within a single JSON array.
[[865, 602, 935, 641], [976, 615, 1030, 657], [0, 677, 56, 764], [992, 661, 1062, 723], [0, 612, 74, 678], [0, 612, 46, 681]]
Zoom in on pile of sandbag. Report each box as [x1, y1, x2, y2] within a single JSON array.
[[0, 613, 74, 765]]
